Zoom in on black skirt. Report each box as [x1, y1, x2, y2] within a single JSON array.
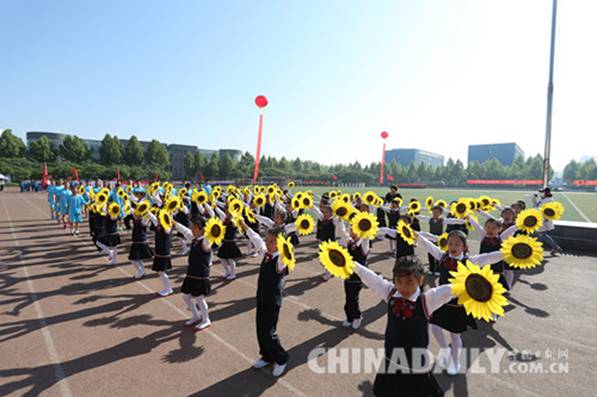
[[373, 359, 444, 397], [429, 299, 477, 333], [217, 241, 242, 259], [288, 232, 300, 247], [129, 242, 154, 260], [99, 233, 121, 248], [181, 276, 211, 297], [152, 256, 172, 272]]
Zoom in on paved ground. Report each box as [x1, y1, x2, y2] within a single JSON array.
[[1, 188, 596, 397]]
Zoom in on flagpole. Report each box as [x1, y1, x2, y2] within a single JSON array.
[[543, 0, 558, 188]]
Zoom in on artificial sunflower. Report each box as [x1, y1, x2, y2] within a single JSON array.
[[318, 240, 355, 279], [451, 199, 471, 219], [287, 181, 296, 189], [243, 207, 257, 224], [301, 195, 313, 209], [276, 234, 296, 272], [329, 191, 339, 200], [516, 208, 544, 234], [295, 214, 315, 235], [158, 209, 173, 232], [78, 185, 86, 195], [165, 196, 182, 213], [397, 220, 417, 246], [179, 187, 188, 197], [340, 193, 351, 204], [117, 188, 125, 199], [192, 190, 209, 205], [435, 199, 447, 209], [478, 195, 492, 211], [96, 193, 108, 205], [226, 185, 237, 194], [491, 198, 501, 208], [425, 196, 434, 209], [149, 206, 159, 217], [267, 185, 277, 195], [253, 194, 266, 208], [541, 201, 565, 221], [408, 200, 422, 216], [437, 232, 449, 251], [362, 191, 377, 205], [449, 260, 508, 322], [332, 199, 351, 220], [501, 235, 544, 269], [135, 200, 150, 217], [205, 217, 226, 246], [291, 197, 301, 211], [126, 185, 132, 193], [393, 197, 404, 207], [351, 211, 379, 240], [228, 198, 244, 216], [352, 192, 361, 202], [107, 202, 120, 219]]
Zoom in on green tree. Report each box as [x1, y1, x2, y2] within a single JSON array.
[[194, 151, 207, 178], [145, 139, 169, 167], [0, 129, 26, 157], [27, 135, 56, 162], [124, 135, 145, 166], [184, 151, 195, 178], [59, 135, 89, 162], [206, 153, 219, 179], [99, 134, 124, 165], [219, 153, 233, 178]]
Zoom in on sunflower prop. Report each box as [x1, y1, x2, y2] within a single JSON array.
[[449, 260, 508, 322], [165, 196, 182, 213], [204, 217, 226, 246], [451, 199, 471, 219], [332, 200, 351, 220], [267, 184, 277, 195], [179, 187, 188, 197], [228, 198, 244, 216], [157, 209, 172, 232], [126, 185, 132, 193], [435, 199, 447, 209], [276, 234, 296, 272], [287, 181, 296, 188], [352, 192, 361, 202], [295, 214, 315, 236], [78, 185, 86, 195], [408, 200, 422, 215], [340, 193, 351, 204], [301, 195, 313, 209], [425, 196, 434, 209], [351, 211, 379, 240], [392, 197, 404, 207], [329, 191, 339, 200], [253, 194, 266, 208], [108, 202, 121, 218], [501, 235, 544, 269], [192, 190, 208, 205], [478, 196, 492, 211], [291, 197, 301, 211], [396, 220, 417, 246], [135, 200, 150, 217], [117, 188, 125, 199], [516, 208, 544, 234], [318, 241, 355, 279], [211, 189, 221, 201], [96, 193, 108, 206], [437, 233, 449, 251], [541, 201, 565, 221], [243, 206, 257, 224], [362, 191, 378, 206]]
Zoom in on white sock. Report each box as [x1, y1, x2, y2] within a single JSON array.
[[196, 295, 209, 322], [431, 324, 448, 349], [450, 333, 463, 363], [183, 294, 200, 319], [505, 270, 514, 288], [159, 271, 172, 291], [223, 259, 231, 276], [96, 241, 110, 255], [229, 260, 236, 276]]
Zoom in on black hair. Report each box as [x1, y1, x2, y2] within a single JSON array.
[[191, 216, 206, 229], [390, 185, 397, 191], [501, 207, 515, 216], [484, 218, 501, 229], [392, 256, 425, 279], [275, 210, 288, 223], [185, 182, 191, 189], [266, 226, 286, 238], [516, 200, 526, 210], [447, 230, 468, 253]]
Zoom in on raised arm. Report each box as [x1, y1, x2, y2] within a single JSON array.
[[256, 214, 275, 229], [470, 251, 504, 267], [500, 224, 518, 240], [244, 224, 267, 256], [147, 211, 159, 227], [354, 262, 393, 302], [424, 284, 454, 314], [311, 206, 324, 221], [174, 221, 194, 242], [377, 227, 397, 239], [415, 231, 443, 260], [467, 216, 486, 239]]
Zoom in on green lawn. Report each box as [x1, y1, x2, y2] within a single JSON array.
[[296, 186, 596, 223]]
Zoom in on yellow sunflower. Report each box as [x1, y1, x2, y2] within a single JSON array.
[[393, 197, 404, 207], [244, 207, 257, 224], [78, 185, 86, 195], [134, 200, 150, 217], [287, 181, 296, 188], [408, 200, 422, 215], [352, 192, 361, 202], [228, 198, 244, 217], [253, 194, 266, 208], [501, 235, 544, 269], [126, 185, 132, 193], [329, 191, 339, 200], [318, 241, 355, 279], [205, 217, 226, 246], [516, 208, 544, 234], [96, 193, 108, 205], [117, 188, 125, 199], [491, 198, 501, 208], [397, 220, 417, 246], [340, 193, 351, 203], [437, 232, 449, 251], [276, 234, 296, 272], [451, 199, 471, 219], [478, 195, 492, 211], [332, 199, 351, 220], [158, 209, 173, 232], [351, 211, 379, 240], [267, 184, 277, 195], [449, 260, 508, 322], [425, 196, 434, 209], [435, 199, 447, 209], [192, 190, 208, 205], [291, 197, 301, 211], [179, 187, 188, 197], [541, 201, 565, 221], [301, 195, 313, 209], [226, 185, 237, 194], [108, 202, 121, 218], [295, 214, 315, 236], [165, 196, 182, 213], [362, 191, 378, 205]]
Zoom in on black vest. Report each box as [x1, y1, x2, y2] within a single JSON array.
[[188, 238, 211, 277], [387, 210, 400, 228], [316, 218, 335, 242], [104, 217, 118, 234], [174, 210, 189, 227], [256, 254, 288, 306], [132, 219, 147, 242], [429, 218, 443, 235], [438, 253, 467, 285], [347, 240, 368, 282]]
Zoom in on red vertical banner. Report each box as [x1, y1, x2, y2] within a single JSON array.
[[116, 168, 121, 182], [71, 164, 80, 181], [252, 95, 268, 184], [42, 162, 48, 189]]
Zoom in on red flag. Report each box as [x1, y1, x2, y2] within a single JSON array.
[[116, 168, 121, 182], [331, 175, 337, 181], [42, 162, 48, 188], [387, 175, 395, 182], [71, 165, 80, 181], [154, 174, 160, 182]]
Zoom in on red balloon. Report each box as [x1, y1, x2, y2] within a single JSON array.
[[380, 131, 389, 139], [255, 95, 268, 108]]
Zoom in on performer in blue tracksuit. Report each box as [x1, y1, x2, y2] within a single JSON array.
[[68, 184, 88, 236], [58, 182, 72, 228]]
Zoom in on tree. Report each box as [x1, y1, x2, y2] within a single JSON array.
[[183, 151, 195, 178], [99, 134, 124, 165], [219, 153, 233, 178], [145, 139, 169, 167], [206, 153, 219, 179], [27, 135, 56, 162], [59, 135, 89, 162], [0, 129, 26, 158], [124, 135, 144, 166], [194, 151, 207, 178]]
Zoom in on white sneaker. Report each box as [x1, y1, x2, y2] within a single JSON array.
[[75, 230, 80, 236], [225, 274, 236, 281], [321, 272, 332, 281], [447, 359, 461, 376], [352, 318, 362, 329], [253, 358, 271, 369], [185, 317, 200, 326], [272, 362, 287, 377], [110, 254, 117, 265], [158, 288, 173, 297], [134, 269, 145, 279], [341, 320, 352, 328], [195, 319, 211, 330]]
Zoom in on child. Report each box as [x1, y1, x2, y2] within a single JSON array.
[[377, 215, 416, 259], [379, 199, 406, 254], [68, 184, 88, 236], [58, 181, 72, 229], [313, 204, 347, 281], [355, 256, 453, 396], [416, 230, 504, 375], [128, 211, 154, 279], [213, 204, 242, 280], [148, 211, 174, 296], [97, 202, 121, 265], [175, 217, 214, 331], [342, 228, 370, 330], [173, 204, 191, 256], [243, 222, 290, 377]]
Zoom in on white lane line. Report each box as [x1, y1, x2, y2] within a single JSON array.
[[561, 193, 591, 222], [1, 197, 73, 397]]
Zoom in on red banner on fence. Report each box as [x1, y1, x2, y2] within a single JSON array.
[[467, 179, 543, 185], [572, 180, 597, 186], [397, 183, 427, 188]]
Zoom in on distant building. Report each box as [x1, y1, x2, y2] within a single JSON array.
[[385, 148, 444, 168], [26, 131, 242, 179], [468, 143, 524, 166]]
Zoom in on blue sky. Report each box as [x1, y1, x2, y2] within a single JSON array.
[[1, 0, 595, 170]]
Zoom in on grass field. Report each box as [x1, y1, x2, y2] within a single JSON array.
[[301, 186, 597, 223]]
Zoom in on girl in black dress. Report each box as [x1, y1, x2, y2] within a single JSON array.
[[97, 203, 121, 265], [213, 204, 242, 281], [148, 211, 174, 296], [128, 211, 154, 279]]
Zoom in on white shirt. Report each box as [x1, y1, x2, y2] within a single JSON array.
[[245, 227, 287, 274]]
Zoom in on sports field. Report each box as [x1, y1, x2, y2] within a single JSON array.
[[303, 187, 597, 223]]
